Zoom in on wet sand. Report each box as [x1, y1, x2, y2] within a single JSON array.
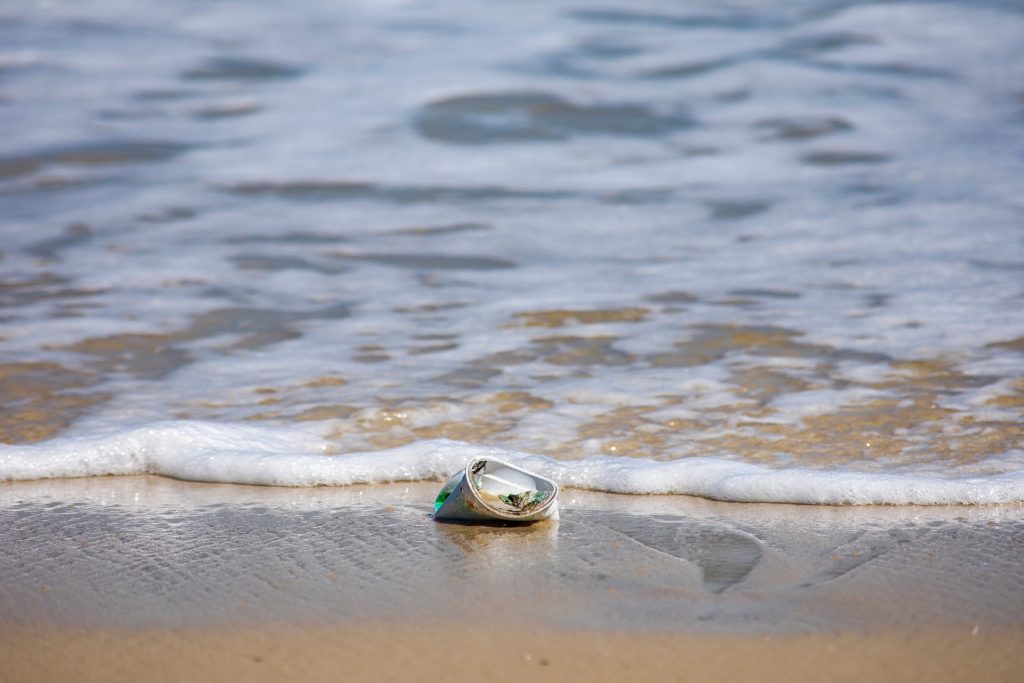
[[1, 477, 1022, 681]]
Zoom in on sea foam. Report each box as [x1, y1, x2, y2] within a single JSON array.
[[2, 421, 1023, 506]]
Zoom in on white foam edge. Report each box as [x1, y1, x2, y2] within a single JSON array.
[[2, 421, 1023, 506]]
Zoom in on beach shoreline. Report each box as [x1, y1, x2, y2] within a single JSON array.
[[2, 476, 1023, 680]]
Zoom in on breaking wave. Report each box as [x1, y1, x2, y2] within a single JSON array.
[[2, 421, 1022, 506]]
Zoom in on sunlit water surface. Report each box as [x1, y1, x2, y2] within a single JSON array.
[[1, 0, 1023, 503]]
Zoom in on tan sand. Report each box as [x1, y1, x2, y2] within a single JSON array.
[[2, 624, 1022, 683]]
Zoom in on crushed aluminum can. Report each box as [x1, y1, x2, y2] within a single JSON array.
[[433, 456, 559, 523]]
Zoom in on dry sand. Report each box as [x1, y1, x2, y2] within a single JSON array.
[[1, 477, 1022, 681], [3, 624, 1022, 683]]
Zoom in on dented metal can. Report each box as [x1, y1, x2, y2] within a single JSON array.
[[433, 456, 559, 523]]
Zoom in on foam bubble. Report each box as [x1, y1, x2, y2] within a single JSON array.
[[2, 421, 1023, 506]]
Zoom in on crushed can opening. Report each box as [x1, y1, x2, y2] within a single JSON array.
[[434, 456, 559, 522], [468, 459, 556, 516]]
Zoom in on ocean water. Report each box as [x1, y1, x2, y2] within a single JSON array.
[[1, 0, 1023, 504]]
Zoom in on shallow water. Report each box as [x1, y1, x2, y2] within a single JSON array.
[[1, 0, 1023, 503]]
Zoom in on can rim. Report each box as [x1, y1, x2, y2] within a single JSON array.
[[462, 456, 559, 520]]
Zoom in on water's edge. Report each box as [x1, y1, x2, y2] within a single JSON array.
[[3, 421, 1022, 505]]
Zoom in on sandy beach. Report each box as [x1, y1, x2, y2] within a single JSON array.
[[4, 1, 1024, 677], [2, 477, 1022, 681], [4, 624, 1023, 683]]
